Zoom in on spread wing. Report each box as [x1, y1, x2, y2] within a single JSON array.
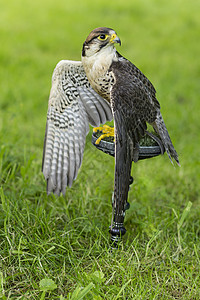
[[42, 60, 112, 195]]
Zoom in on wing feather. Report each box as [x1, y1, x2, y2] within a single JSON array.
[[62, 132, 69, 194], [54, 128, 65, 195], [79, 86, 112, 126], [68, 128, 75, 188], [42, 60, 113, 195], [78, 89, 101, 126]]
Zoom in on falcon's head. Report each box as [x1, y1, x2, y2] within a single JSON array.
[[82, 27, 121, 57]]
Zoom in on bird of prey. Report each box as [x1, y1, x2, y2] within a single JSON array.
[[42, 27, 179, 222]]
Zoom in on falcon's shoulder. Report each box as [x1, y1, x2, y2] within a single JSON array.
[[42, 60, 112, 195], [110, 54, 160, 109]]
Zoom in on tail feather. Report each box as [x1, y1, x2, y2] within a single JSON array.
[[153, 113, 180, 166]]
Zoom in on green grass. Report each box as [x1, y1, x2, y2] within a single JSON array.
[[0, 0, 200, 298]]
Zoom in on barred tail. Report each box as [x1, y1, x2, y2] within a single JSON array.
[[153, 113, 180, 166]]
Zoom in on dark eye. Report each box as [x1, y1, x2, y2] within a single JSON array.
[[98, 34, 108, 41], [100, 34, 106, 39]]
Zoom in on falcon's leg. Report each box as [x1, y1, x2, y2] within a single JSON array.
[[93, 125, 114, 144], [110, 175, 133, 248]]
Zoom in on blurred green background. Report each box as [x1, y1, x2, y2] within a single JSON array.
[[0, 0, 200, 298]]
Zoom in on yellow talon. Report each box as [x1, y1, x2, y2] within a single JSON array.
[[93, 126, 103, 133], [93, 125, 115, 144]]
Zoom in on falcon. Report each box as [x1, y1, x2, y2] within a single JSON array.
[[42, 27, 180, 214]]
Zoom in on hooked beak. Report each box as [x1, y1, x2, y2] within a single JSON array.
[[110, 33, 121, 46]]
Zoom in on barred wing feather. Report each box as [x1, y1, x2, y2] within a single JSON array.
[[42, 60, 112, 195]]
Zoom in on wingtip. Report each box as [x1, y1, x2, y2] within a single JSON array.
[[176, 159, 181, 167], [166, 150, 180, 168], [46, 185, 66, 197], [172, 151, 181, 167]]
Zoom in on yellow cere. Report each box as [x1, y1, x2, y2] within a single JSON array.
[[93, 125, 115, 145], [110, 33, 117, 43]]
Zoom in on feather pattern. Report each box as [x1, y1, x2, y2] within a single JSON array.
[[110, 56, 180, 222], [42, 60, 112, 195], [110, 56, 179, 164]]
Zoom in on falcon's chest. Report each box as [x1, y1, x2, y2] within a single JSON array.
[[82, 50, 116, 101]]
